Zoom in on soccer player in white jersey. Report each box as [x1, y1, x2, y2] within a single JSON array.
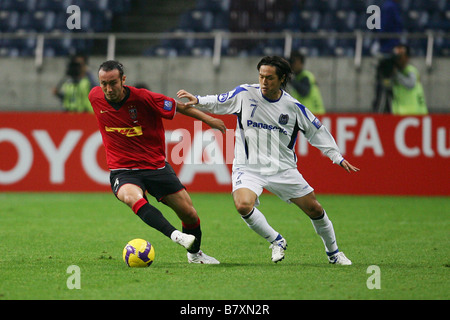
[[177, 56, 360, 265]]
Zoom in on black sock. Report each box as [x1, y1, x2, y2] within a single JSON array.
[[182, 218, 202, 253], [134, 201, 177, 238]]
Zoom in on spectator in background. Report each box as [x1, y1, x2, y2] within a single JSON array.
[[390, 44, 428, 115], [53, 54, 96, 112], [373, 0, 404, 112], [289, 52, 325, 114]]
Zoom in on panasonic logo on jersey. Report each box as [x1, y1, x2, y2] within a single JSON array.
[[246, 120, 288, 135]]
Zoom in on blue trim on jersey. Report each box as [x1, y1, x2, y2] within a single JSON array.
[[229, 86, 248, 99], [287, 119, 300, 150], [261, 89, 284, 103], [217, 86, 247, 103], [295, 102, 310, 120], [234, 103, 249, 159]]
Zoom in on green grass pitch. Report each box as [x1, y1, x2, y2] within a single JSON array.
[[0, 192, 448, 300]]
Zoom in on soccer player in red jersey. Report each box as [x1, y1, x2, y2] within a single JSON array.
[[89, 60, 225, 264]]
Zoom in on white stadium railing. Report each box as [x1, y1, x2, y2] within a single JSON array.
[[0, 31, 448, 71]]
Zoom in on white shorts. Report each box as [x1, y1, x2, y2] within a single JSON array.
[[232, 167, 314, 205]]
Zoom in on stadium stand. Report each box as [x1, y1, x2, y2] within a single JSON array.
[[144, 0, 449, 57], [0, 0, 448, 57], [0, 0, 131, 56]]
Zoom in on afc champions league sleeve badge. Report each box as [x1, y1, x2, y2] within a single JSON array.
[[163, 100, 173, 111], [217, 92, 229, 103]]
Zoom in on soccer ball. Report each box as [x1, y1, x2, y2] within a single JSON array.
[[123, 239, 155, 267]]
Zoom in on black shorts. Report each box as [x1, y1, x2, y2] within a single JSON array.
[[109, 162, 185, 202]]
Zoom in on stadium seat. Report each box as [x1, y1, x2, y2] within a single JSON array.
[[0, 0, 30, 11], [336, 0, 365, 13], [288, 11, 321, 33], [355, 11, 370, 31], [21, 11, 57, 32], [178, 10, 211, 32], [361, 35, 375, 56], [294, 37, 326, 57], [443, 0, 450, 11], [319, 12, 338, 32], [259, 38, 284, 56], [212, 11, 229, 31], [2, 10, 19, 32], [89, 11, 112, 32], [44, 36, 93, 56], [191, 37, 214, 52], [155, 29, 199, 56], [31, 11, 45, 32], [0, 36, 36, 56], [408, 38, 428, 56], [398, 0, 413, 11], [53, 11, 68, 30], [17, 12, 34, 31], [84, 0, 109, 12], [302, 0, 336, 12], [35, 0, 66, 11], [200, 11, 215, 31], [21, 36, 37, 56], [404, 10, 429, 32], [0, 11, 13, 32], [365, 0, 384, 9], [428, 12, 449, 32], [109, 0, 131, 14], [196, 0, 228, 13], [333, 10, 357, 32], [434, 35, 450, 56], [334, 38, 356, 57], [410, 0, 439, 12]]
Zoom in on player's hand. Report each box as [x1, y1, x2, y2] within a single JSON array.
[[207, 117, 227, 134], [177, 89, 199, 105], [340, 159, 360, 173]]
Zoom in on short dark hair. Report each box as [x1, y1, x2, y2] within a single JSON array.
[[257, 56, 292, 89], [70, 53, 88, 65], [395, 44, 411, 57], [289, 51, 305, 65], [98, 60, 124, 78]]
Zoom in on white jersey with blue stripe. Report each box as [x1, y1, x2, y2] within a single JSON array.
[[196, 84, 343, 175]]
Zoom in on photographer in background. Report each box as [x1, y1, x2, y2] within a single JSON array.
[[372, 0, 404, 113], [289, 52, 325, 114], [373, 45, 428, 115], [53, 54, 97, 113]]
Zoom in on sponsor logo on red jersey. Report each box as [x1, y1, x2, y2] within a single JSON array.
[[105, 126, 143, 137]]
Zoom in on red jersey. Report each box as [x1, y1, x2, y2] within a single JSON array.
[[89, 85, 176, 170]]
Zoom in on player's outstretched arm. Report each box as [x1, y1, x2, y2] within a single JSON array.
[[175, 100, 226, 134], [340, 159, 360, 173]]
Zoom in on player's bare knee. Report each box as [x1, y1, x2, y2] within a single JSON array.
[[177, 204, 198, 224], [186, 206, 199, 222], [122, 194, 141, 208], [307, 202, 324, 219], [234, 200, 254, 216]]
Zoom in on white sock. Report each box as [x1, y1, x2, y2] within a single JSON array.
[[242, 207, 279, 243], [170, 230, 182, 242], [310, 211, 338, 254]]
